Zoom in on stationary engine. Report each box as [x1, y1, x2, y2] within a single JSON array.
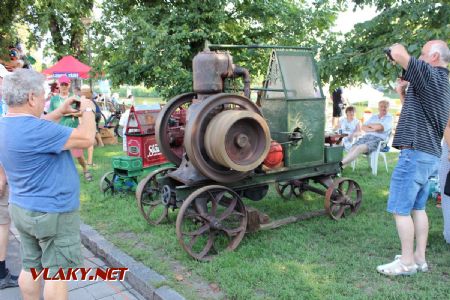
[[155, 49, 271, 183]]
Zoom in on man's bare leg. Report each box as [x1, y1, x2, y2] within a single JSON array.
[[412, 210, 428, 264], [77, 156, 88, 173], [0, 224, 9, 262], [341, 144, 369, 167], [18, 270, 41, 300], [44, 280, 68, 300], [394, 214, 415, 266], [87, 146, 94, 165]]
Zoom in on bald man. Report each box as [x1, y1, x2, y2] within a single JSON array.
[[377, 40, 450, 276]]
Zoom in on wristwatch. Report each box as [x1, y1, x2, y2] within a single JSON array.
[[81, 107, 95, 114]]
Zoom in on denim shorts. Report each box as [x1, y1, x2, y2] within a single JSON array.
[[387, 149, 439, 216]]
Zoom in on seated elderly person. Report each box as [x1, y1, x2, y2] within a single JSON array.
[[341, 100, 393, 167], [335, 105, 361, 150]]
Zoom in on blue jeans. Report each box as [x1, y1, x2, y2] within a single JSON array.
[[387, 149, 439, 216]]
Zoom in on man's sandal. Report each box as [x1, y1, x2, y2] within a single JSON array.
[[84, 171, 93, 182], [394, 255, 428, 272], [376, 259, 417, 276]]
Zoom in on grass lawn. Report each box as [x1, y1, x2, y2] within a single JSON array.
[[79, 143, 450, 299]]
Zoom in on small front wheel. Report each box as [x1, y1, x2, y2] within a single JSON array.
[[135, 167, 176, 225], [324, 178, 362, 220], [99, 171, 116, 194]]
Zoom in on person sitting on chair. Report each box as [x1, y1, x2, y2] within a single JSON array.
[[335, 105, 361, 150], [341, 100, 393, 167]]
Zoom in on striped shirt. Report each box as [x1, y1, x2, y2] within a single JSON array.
[[392, 57, 450, 158]]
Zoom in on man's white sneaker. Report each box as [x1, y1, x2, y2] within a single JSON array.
[[394, 255, 429, 272], [376, 259, 418, 276]]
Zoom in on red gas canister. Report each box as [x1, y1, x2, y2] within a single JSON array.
[[263, 141, 283, 168]]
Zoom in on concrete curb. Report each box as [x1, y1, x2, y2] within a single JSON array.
[[80, 223, 185, 300]]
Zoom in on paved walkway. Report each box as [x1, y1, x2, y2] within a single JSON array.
[[0, 225, 145, 300]]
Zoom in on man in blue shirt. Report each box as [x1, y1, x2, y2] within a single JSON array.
[[0, 69, 96, 298]]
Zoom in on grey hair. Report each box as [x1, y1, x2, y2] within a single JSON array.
[[430, 42, 450, 64], [379, 99, 390, 107], [2, 69, 46, 107]]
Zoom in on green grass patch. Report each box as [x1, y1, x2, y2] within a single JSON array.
[[79, 144, 450, 299]]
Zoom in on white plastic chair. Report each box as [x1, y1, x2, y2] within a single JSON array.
[[351, 130, 391, 175]]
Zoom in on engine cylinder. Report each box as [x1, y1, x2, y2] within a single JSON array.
[[204, 110, 271, 172], [192, 51, 233, 94]]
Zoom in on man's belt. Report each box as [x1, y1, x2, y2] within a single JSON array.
[[399, 146, 414, 150]]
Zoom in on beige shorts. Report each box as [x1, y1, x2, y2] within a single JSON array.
[[0, 186, 11, 225], [10, 204, 83, 275]]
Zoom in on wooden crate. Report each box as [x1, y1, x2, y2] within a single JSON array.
[[99, 127, 118, 145]]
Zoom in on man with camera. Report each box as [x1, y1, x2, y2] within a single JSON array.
[[0, 69, 96, 299], [376, 40, 450, 276]]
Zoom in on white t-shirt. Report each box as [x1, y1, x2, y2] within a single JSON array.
[[339, 117, 359, 135], [364, 114, 393, 140]]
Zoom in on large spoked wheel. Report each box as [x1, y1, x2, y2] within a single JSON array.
[[324, 178, 362, 220], [155, 92, 194, 166], [184, 93, 263, 183], [275, 180, 307, 200], [135, 167, 176, 225], [176, 185, 248, 261], [99, 171, 116, 194]]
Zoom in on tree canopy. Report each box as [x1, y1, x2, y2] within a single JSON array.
[[0, 0, 93, 60], [320, 0, 450, 91], [1, 0, 449, 97], [93, 0, 342, 98]]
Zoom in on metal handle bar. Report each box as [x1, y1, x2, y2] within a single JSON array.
[[205, 42, 311, 51]]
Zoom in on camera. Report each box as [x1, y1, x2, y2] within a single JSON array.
[[383, 48, 394, 62], [72, 99, 81, 111]]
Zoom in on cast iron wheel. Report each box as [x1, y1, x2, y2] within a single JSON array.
[[324, 178, 362, 220], [275, 180, 307, 200], [135, 166, 176, 225], [184, 93, 264, 183], [176, 185, 248, 261], [155, 92, 194, 166], [99, 171, 116, 194]]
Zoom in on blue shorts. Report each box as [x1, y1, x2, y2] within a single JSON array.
[[387, 149, 439, 216]]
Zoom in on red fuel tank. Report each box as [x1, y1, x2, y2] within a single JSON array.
[[263, 141, 283, 168]]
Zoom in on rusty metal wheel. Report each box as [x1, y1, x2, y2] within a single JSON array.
[[176, 185, 247, 261], [155, 92, 194, 166], [135, 166, 176, 225], [324, 178, 362, 220], [275, 180, 307, 200], [99, 171, 116, 194], [184, 93, 266, 183]]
